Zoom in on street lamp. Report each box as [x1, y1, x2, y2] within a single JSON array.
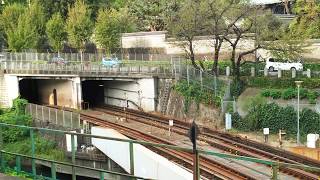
[[295, 80, 303, 145]]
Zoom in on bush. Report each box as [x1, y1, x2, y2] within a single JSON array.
[[282, 88, 296, 100], [244, 77, 320, 89], [231, 79, 245, 98], [261, 89, 271, 97], [307, 91, 319, 104], [236, 101, 320, 140], [269, 89, 281, 99]]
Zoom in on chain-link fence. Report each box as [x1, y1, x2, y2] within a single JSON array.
[[26, 103, 80, 129]]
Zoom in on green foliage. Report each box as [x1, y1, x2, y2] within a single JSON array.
[[5, 1, 46, 51], [281, 88, 296, 100], [290, 0, 320, 39], [307, 91, 319, 104], [174, 80, 223, 112], [255, 12, 284, 41], [0, 98, 31, 143], [242, 95, 266, 112], [235, 101, 320, 140], [230, 79, 245, 98], [3, 134, 66, 162], [269, 89, 281, 99], [260, 88, 319, 103], [46, 13, 66, 52], [245, 77, 320, 89], [66, 0, 93, 51], [129, 0, 179, 31], [95, 8, 136, 53], [12, 97, 28, 115], [1, 3, 25, 32]]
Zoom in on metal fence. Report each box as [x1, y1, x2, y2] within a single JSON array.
[[26, 103, 80, 129], [0, 52, 183, 62], [1, 61, 175, 77]]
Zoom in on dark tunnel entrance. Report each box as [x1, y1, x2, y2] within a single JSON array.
[[19, 79, 40, 104], [81, 80, 105, 108]]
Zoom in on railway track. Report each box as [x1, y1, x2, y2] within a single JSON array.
[[80, 113, 255, 180], [92, 105, 320, 180]]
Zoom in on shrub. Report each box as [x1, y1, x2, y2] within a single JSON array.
[[282, 88, 296, 100], [232, 112, 247, 130], [244, 77, 320, 89], [261, 89, 271, 97], [307, 91, 319, 104], [269, 89, 281, 99], [237, 101, 320, 141], [231, 79, 245, 98]]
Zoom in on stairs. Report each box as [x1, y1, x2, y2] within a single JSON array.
[[160, 80, 172, 114]]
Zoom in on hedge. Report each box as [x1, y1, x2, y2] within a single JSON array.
[[233, 103, 320, 141], [244, 77, 320, 89]]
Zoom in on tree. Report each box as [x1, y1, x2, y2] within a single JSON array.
[[95, 7, 135, 53], [1, 3, 25, 33], [38, 0, 75, 19], [166, 0, 206, 70], [66, 0, 93, 61], [6, 12, 38, 51], [289, 0, 320, 39], [201, 0, 242, 74], [128, 0, 180, 31], [28, 0, 46, 51], [46, 13, 66, 53]]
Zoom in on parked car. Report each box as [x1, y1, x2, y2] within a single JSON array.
[[48, 56, 68, 65], [265, 58, 303, 72], [101, 56, 120, 67]]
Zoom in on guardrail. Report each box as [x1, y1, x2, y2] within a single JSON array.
[[0, 61, 175, 77]]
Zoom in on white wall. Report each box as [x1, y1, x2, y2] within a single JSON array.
[[4, 75, 19, 107], [91, 127, 193, 180], [104, 79, 156, 112], [122, 31, 167, 48]]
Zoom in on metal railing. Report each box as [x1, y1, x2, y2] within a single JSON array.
[[0, 52, 182, 62], [1, 61, 175, 77], [26, 103, 80, 129], [0, 122, 320, 180]]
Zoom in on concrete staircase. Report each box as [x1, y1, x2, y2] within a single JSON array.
[[160, 80, 172, 114]]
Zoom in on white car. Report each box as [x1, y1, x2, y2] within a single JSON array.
[[265, 58, 303, 72]]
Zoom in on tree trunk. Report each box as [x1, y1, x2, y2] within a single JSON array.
[[235, 60, 241, 80], [212, 36, 220, 75], [189, 40, 200, 69], [230, 46, 236, 76]]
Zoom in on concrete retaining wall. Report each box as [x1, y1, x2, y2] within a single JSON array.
[[104, 79, 157, 112], [166, 91, 222, 127]]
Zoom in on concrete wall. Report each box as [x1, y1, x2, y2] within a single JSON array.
[[2, 75, 19, 107], [104, 78, 156, 112], [0, 74, 8, 107], [92, 127, 193, 180], [122, 31, 167, 49], [122, 31, 320, 60], [35, 79, 76, 108], [166, 91, 222, 128], [121, 31, 255, 55]]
